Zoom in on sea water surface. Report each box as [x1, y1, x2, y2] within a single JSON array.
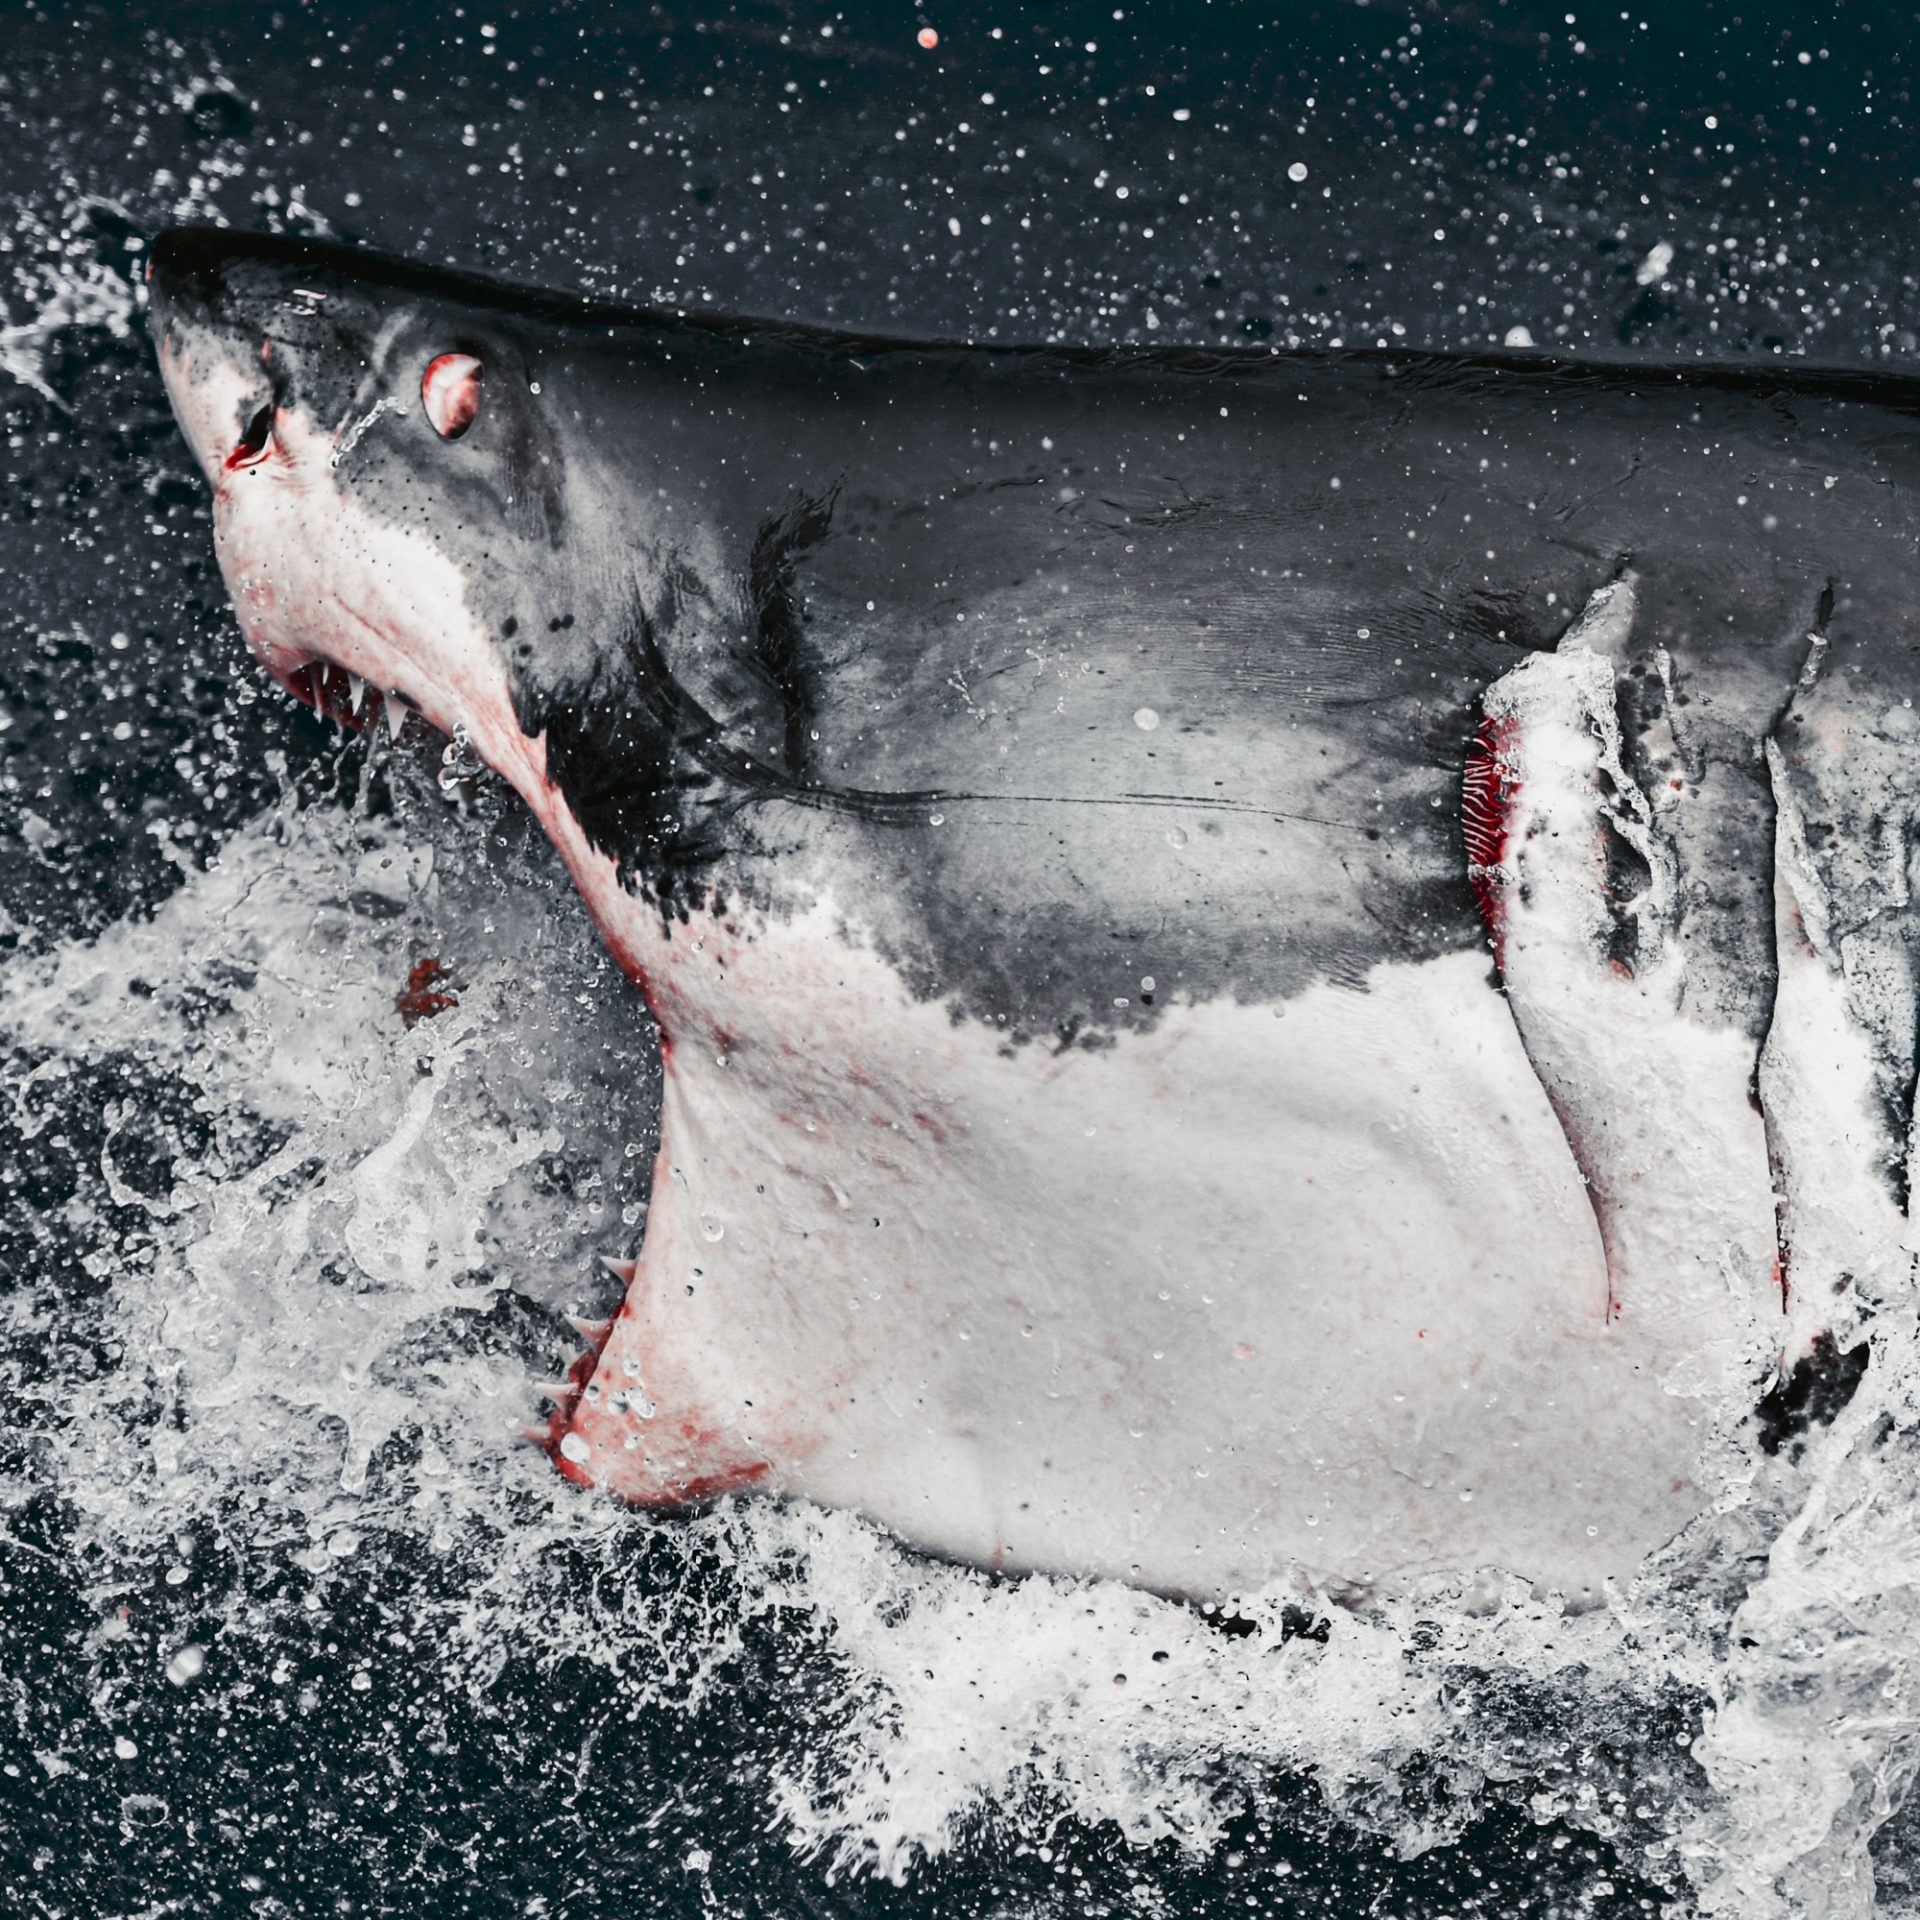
[[4, 3, 1920, 1915]]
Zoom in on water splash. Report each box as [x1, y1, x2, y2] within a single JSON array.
[[5, 765, 1920, 1912]]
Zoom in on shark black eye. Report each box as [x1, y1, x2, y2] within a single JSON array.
[[423, 353, 483, 439], [227, 400, 273, 471]]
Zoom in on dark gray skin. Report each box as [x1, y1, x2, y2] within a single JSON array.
[[147, 226, 1917, 1467]]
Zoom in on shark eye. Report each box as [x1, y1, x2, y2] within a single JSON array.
[[227, 400, 273, 471], [422, 353, 483, 440]]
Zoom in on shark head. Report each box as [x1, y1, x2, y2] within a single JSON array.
[[145, 225, 786, 932], [148, 228, 588, 756]]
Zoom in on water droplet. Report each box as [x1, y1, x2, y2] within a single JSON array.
[[699, 1214, 725, 1243], [559, 1431, 591, 1465], [1166, 826, 1188, 848], [122, 1791, 170, 1828], [1287, 161, 1309, 183], [1134, 707, 1160, 731]]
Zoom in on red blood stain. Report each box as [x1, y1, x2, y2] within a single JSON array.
[[538, 1314, 622, 1457], [395, 957, 459, 1028], [662, 1459, 774, 1502], [1462, 712, 1519, 963], [546, 1399, 774, 1505]]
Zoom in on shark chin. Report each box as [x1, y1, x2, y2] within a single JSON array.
[[147, 223, 1916, 1601]]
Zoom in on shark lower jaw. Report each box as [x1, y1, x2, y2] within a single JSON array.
[[210, 485, 441, 750]]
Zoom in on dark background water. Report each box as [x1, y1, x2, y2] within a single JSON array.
[[1, 1, 1913, 1913]]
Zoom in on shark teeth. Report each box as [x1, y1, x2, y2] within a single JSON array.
[[384, 694, 413, 742], [347, 671, 368, 715]]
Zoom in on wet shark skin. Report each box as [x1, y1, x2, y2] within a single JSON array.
[[146, 226, 1919, 1596]]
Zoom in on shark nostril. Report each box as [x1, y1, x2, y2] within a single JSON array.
[[227, 400, 273, 471]]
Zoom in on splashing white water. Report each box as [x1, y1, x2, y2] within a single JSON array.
[[0, 189, 146, 408], [5, 767, 1920, 1911]]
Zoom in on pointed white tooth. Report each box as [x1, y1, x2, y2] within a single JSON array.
[[384, 696, 412, 743], [348, 672, 367, 715]]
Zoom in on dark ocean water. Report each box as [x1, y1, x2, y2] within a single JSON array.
[[3, 3, 1918, 1915]]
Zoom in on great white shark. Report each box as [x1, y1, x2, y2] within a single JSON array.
[[146, 225, 1910, 1600]]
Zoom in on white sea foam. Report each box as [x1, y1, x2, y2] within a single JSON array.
[[6, 769, 1920, 1912]]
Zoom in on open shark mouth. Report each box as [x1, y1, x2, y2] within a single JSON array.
[[280, 659, 410, 739]]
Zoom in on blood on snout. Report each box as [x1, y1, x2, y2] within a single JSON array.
[[422, 353, 483, 439]]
